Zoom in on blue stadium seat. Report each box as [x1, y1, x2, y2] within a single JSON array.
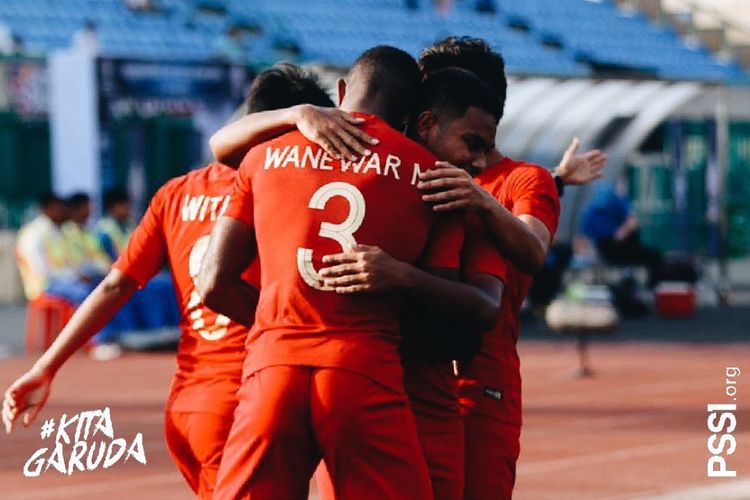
[[0, 0, 745, 79]]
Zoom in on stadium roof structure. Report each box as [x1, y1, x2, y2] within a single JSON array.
[[499, 77, 750, 239]]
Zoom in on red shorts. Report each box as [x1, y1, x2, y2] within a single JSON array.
[[415, 421, 464, 500], [214, 365, 432, 500], [463, 413, 521, 500], [164, 410, 235, 498], [314, 423, 464, 500], [404, 358, 464, 500]]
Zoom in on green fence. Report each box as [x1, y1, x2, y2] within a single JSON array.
[[727, 122, 750, 257], [0, 111, 51, 229], [629, 120, 750, 258], [106, 115, 201, 205]]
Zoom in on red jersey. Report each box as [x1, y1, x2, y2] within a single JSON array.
[[114, 163, 258, 415], [403, 214, 509, 431], [224, 113, 463, 392], [459, 156, 560, 425]]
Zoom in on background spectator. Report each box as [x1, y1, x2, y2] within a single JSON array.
[[528, 242, 574, 311], [15, 192, 74, 301], [580, 183, 664, 288], [96, 187, 181, 339], [63, 192, 111, 280], [97, 187, 135, 262]]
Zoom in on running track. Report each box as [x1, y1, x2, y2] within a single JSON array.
[[1, 341, 747, 499]]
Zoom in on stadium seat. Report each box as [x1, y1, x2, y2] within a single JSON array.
[[25, 293, 75, 354], [0, 0, 745, 80]]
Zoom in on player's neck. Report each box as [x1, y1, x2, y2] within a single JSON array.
[[340, 97, 400, 130], [340, 100, 379, 119]]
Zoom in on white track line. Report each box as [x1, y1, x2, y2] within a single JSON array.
[[614, 479, 750, 500]]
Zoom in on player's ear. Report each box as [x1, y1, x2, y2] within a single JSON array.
[[414, 111, 437, 142], [337, 78, 346, 106]]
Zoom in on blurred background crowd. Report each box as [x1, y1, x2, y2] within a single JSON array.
[[15, 188, 178, 359]]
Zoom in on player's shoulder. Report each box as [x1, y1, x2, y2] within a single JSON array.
[[253, 129, 308, 151], [493, 156, 553, 185], [151, 171, 188, 203], [239, 130, 312, 171], [505, 157, 551, 178], [153, 163, 233, 201]]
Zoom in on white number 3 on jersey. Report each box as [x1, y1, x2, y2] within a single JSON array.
[[297, 182, 366, 290], [188, 235, 231, 340]]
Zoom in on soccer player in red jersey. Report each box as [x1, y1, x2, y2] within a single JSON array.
[[321, 67, 512, 500], [415, 37, 595, 499], [413, 38, 559, 500], [1, 63, 335, 498], [318, 67, 510, 500], [323, 38, 606, 499], [199, 46, 505, 500]]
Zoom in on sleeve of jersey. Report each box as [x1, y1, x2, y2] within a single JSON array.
[[509, 167, 561, 237], [223, 149, 258, 226], [112, 188, 168, 288], [419, 214, 465, 271], [462, 216, 508, 283]]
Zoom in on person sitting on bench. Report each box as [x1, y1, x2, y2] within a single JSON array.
[[580, 183, 663, 289]]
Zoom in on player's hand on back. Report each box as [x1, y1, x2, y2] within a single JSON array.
[[319, 245, 410, 293], [554, 137, 607, 186], [418, 161, 495, 213], [2, 366, 52, 433], [296, 105, 379, 161]]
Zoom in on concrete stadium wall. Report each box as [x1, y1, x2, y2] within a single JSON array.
[[0, 231, 25, 304]]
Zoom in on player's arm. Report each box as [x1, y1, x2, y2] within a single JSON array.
[[209, 104, 378, 167], [614, 214, 639, 241], [479, 201, 551, 275], [2, 269, 138, 433], [320, 245, 502, 330], [417, 162, 551, 274], [197, 216, 258, 327], [418, 162, 550, 274], [413, 267, 504, 331]]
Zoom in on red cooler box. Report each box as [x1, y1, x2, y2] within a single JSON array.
[[655, 282, 696, 317]]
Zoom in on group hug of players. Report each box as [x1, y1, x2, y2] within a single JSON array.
[[2, 37, 606, 499]]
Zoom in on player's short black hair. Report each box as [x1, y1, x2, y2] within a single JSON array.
[[419, 36, 507, 119], [38, 191, 63, 209], [417, 67, 503, 124], [245, 63, 334, 113], [348, 45, 422, 128], [103, 187, 130, 211], [66, 192, 90, 209]]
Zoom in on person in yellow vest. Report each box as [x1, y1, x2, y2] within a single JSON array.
[[15, 192, 83, 302], [97, 187, 180, 336], [59, 192, 132, 359], [96, 188, 134, 261], [63, 192, 111, 279]]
